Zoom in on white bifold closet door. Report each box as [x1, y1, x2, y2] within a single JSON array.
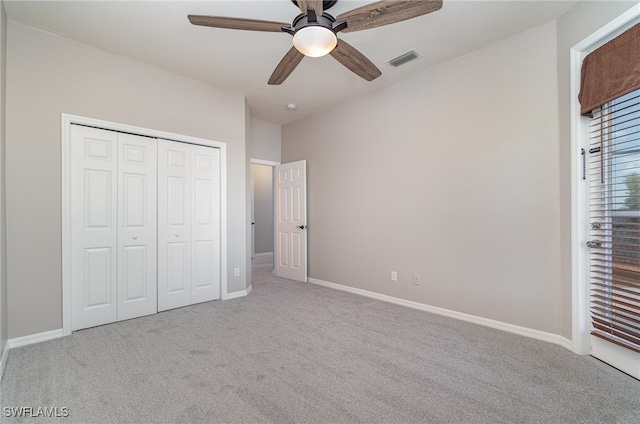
[[157, 140, 221, 312], [71, 125, 157, 330], [117, 134, 158, 321]]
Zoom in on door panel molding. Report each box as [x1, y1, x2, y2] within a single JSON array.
[[275, 160, 307, 282], [70, 126, 118, 331], [62, 114, 227, 336], [117, 133, 157, 322]]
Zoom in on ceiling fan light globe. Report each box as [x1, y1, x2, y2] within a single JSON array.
[[293, 26, 337, 57]]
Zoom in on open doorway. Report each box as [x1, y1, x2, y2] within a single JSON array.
[[250, 160, 278, 281]]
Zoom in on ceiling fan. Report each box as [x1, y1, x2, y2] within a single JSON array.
[[188, 0, 443, 85]]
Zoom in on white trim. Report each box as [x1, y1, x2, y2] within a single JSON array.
[[591, 335, 640, 379], [61, 113, 228, 333], [309, 278, 573, 351], [61, 116, 72, 336], [225, 285, 252, 300], [0, 342, 8, 383], [570, 4, 640, 356], [7, 329, 65, 349], [250, 158, 280, 166], [253, 251, 273, 258]]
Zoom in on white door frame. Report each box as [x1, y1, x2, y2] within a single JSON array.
[[571, 4, 640, 355], [61, 113, 228, 336], [250, 177, 255, 259]]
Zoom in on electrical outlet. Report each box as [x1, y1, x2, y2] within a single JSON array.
[[412, 274, 420, 286], [234, 268, 240, 277], [391, 271, 398, 281]]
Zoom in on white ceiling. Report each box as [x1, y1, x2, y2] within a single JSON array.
[[4, 0, 579, 125]]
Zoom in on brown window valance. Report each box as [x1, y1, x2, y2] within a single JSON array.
[[579, 23, 640, 116]]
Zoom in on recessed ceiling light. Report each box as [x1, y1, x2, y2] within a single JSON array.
[[286, 103, 297, 110]]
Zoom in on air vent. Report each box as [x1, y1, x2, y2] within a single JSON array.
[[387, 49, 422, 68]]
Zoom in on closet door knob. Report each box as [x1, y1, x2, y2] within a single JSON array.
[[175, 233, 180, 237], [132, 236, 138, 240]]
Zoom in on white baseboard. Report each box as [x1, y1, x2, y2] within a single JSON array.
[[224, 285, 252, 300], [7, 328, 65, 350], [0, 341, 9, 383], [253, 252, 273, 258], [308, 278, 573, 351]]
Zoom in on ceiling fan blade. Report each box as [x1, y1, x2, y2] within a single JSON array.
[[268, 47, 305, 85], [329, 39, 381, 82], [188, 15, 288, 33], [296, 1, 324, 15], [337, 0, 443, 33]]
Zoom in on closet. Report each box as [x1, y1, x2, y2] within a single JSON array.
[[70, 124, 220, 331]]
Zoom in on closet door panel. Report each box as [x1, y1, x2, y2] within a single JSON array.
[[71, 125, 118, 330], [117, 134, 157, 321], [191, 146, 221, 303], [158, 140, 192, 311], [71, 126, 222, 330]]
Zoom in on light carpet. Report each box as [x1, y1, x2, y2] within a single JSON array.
[[1, 259, 640, 423]]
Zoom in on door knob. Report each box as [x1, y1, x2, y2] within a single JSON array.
[[175, 233, 180, 237], [132, 236, 138, 240], [296, 225, 307, 230]]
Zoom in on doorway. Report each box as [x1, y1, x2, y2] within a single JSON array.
[[572, 8, 640, 378], [250, 160, 278, 277], [250, 159, 308, 285]]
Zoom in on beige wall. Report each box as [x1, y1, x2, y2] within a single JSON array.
[[6, 22, 249, 339], [283, 21, 564, 335], [249, 118, 279, 264], [282, 1, 640, 340], [251, 118, 281, 163], [0, 2, 6, 356], [251, 164, 274, 255]]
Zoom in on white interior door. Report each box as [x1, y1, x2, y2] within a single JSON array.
[[191, 145, 221, 304], [275, 160, 307, 282], [158, 140, 192, 311], [117, 134, 158, 321], [71, 125, 118, 330]]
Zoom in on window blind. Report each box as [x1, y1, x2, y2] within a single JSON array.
[[588, 90, 640, 354], [579, 23, 640, 116]]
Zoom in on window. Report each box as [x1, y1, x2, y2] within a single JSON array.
[[587, 90, 640, 355]]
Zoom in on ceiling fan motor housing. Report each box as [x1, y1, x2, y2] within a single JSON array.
[[283, 11, 346, 37], [283, 8, 347, 57], [291, 0, 338, 11]]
